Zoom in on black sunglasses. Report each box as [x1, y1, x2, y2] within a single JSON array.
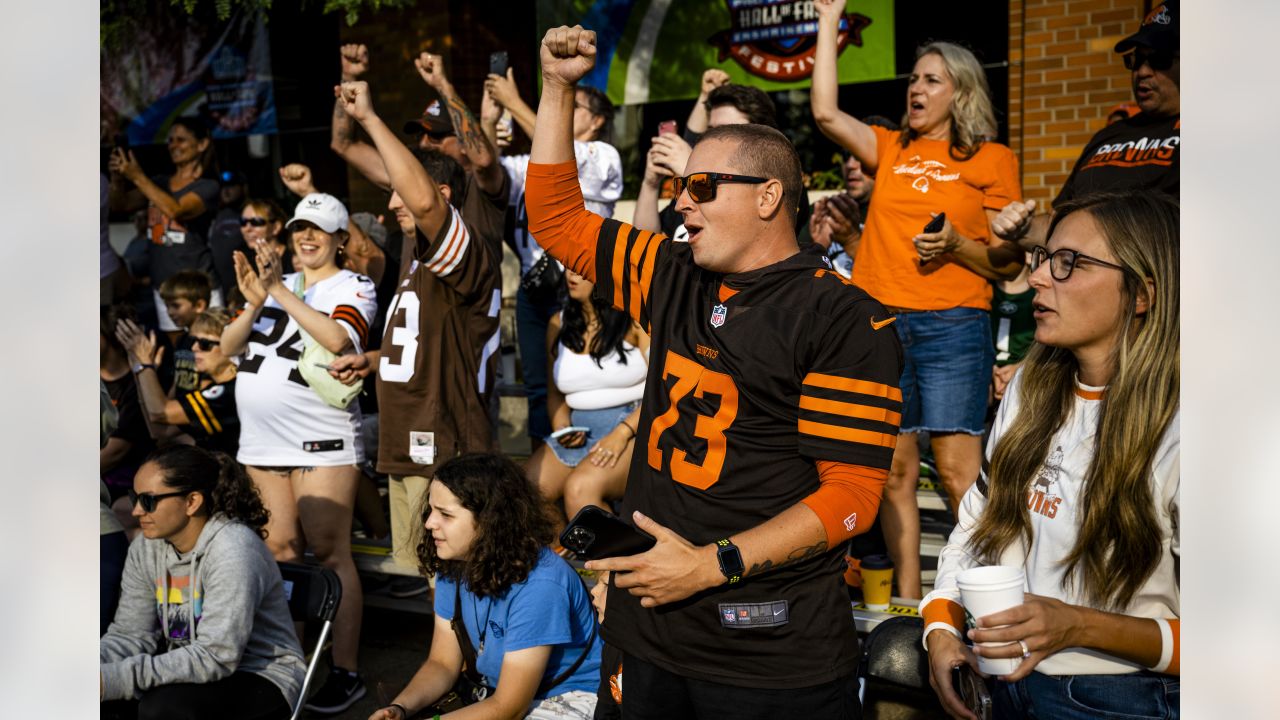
[[128, 489, 189, 513], [1123, 48, 1176, 71], [191, 337, 220, 351], [1030, 246, 1127, 282], [672, 172, 769, 203], [240, 217, 268, 227]]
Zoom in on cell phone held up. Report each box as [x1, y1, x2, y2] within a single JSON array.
[[917, 212, 946, 266], [560, 506, 656, 561], [489, 51, 509, 78], [658, 120, 678, 136]]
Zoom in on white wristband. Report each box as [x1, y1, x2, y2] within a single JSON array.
[[1149, 617, 1173, 673], [922, 621, 964, 652]]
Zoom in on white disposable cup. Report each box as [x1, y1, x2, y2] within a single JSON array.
[[956, 565, 1026, 676]]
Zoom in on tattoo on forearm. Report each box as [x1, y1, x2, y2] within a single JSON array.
[[333, 98, 355, 144], [444, 91, 491, 160], [745, 540, 829, 577]]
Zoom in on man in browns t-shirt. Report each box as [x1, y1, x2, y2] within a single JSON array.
[[328, 82, 501, 575], [525, 27, 903, 719], [993, 1, 1180, 248]]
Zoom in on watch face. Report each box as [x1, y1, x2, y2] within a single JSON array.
[[718, 543, 745, 577]]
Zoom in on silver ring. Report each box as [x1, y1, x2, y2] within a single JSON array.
[[1018, 640, 1030, 659]]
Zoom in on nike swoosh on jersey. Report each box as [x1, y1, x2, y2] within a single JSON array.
[[870, 316, 896, 330]]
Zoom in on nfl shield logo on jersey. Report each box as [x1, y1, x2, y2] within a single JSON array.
[[710, 303, 728, 328]]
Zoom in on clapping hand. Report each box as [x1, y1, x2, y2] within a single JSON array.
[[114, 318, 162, 367], [254, 238, 284, 291], [233, 250, 268, 308]]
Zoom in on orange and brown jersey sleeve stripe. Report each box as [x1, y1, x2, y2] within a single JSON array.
[[599, 220, 665, 333], [331, 304, 370, 349], [799, 372, 903, 466], [526, 161, 606, 284]]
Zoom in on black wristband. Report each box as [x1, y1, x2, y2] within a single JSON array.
[[132, 362, 155, 374], [620, 421, 636, 439]]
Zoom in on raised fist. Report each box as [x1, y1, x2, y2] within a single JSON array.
[[814, 0, 847, 23], [334, 81, 375, 123], [700, 68, 730, 97], [278, 163, 317, 198], [340, 43, 369, 81], [413, 52, 449, 91], [991, 199, 1038, 242], [539, 25, 597, 88]]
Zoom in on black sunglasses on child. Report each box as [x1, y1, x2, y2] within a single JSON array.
[[1122, 48, 1176, 71], [673, 172, 769, 203], [128, 490, 189, 513], [191, 338, 220, 351], [240, 217, 268, 227]]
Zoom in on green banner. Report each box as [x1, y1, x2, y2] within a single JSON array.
[[537, 0, 896, 106]]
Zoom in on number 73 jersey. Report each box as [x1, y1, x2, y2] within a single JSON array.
[[596, 221, 904, 539]]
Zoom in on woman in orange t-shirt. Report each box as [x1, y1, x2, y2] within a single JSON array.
[[813, 0, 1025, 599]]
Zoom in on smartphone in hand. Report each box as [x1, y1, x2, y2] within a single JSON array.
[[658, 120, 678, 136], [550, 425, 590, 439], [489, 50, 509, 77], [918, 212, 947, 266], [560, 506, 656, 560]]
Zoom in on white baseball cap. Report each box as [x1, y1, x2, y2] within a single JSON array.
[[287, 193, 349, 233]]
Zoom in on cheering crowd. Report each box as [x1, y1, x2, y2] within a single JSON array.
[[99, 1, 1181, 718]]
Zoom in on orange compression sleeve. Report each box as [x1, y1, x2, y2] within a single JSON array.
[[921, 598, 967, 633], [800, 460, 887, 545], [1167, 619, 1180, 675], [525, 161, 605, 284]]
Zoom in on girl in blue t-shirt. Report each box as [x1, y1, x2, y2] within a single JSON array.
[[371, 454, 601, 720]]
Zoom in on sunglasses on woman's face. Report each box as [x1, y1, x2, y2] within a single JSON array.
[[672, 172, 769, 203], [191, 337, 220, 351], [128, 490, 188, 513], [240, 217, 268, 227], [1123, 48, 1176, 72]]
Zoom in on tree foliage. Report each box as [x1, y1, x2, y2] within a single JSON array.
[[101, 0, 416, 49]]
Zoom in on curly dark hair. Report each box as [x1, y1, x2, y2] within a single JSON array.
[[416, 453, 555, 598], [145, 445, 271, 539], [557, 283, 633, 369]]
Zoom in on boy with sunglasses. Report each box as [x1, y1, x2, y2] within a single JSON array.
[[526, 27, 903, 719], [992, 0, 1180, 251]]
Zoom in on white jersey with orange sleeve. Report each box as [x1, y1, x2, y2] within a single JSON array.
[[921, 368, 1180, 675], [234, 269, 377, 467]]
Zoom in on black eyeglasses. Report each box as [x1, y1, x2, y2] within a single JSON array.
[[1123, 48, 1176, 71], [672, 172, 769, 203], [191, 337, 220, 351], [1030, 246, 1127, 282], [128, 490, 189, 513], [240, 217, 268, 227]]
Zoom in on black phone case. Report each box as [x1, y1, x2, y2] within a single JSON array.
[[489, 51, 509, 77], [923, 212, 946, 234], [560, 506, 656, 560]]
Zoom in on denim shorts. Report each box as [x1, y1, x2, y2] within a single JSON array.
[[893, 307, 994, 435], [994, 670, 1179, 719], [546, 401, 641, 468]]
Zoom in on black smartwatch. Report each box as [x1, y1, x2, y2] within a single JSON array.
[[715, 538, 744, 584]]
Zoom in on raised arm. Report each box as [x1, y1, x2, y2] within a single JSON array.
[[414, 52, 506, 195], [485, 67, 538, 140], [108, 148, 207, 220], [330, 43, 392, 190], [632, 144, 670, 233], [685, 68, 730, 134], [811, 0, 878, 171], [115, 320, 189, 426], [337, 81, 452, 241]]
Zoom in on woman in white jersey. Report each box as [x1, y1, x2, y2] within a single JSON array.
[[921, 191, 1179, 719], [220, 192, 376, 713], [525, 269, 647, 521]]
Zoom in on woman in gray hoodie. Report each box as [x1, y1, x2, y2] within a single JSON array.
[[101, 445, 306, 720]]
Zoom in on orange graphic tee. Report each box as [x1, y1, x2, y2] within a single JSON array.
[[853, 126, 1021, 311]]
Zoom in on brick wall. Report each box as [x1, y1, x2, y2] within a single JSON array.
[[1008, 0, 1149, 206]]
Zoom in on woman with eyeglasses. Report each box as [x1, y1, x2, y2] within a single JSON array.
[[811, 0, 1026, 600], [370, 453, 601, 720], [115, 309, 241, 457], [108, 118, 225, 332], [524, 268, 648, 521], [220, 192, 378, 713], [101, 445, 306, 720], [921, 192, 1179, 719]]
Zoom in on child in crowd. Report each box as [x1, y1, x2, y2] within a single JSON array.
[[157, 269, 214, 395]]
